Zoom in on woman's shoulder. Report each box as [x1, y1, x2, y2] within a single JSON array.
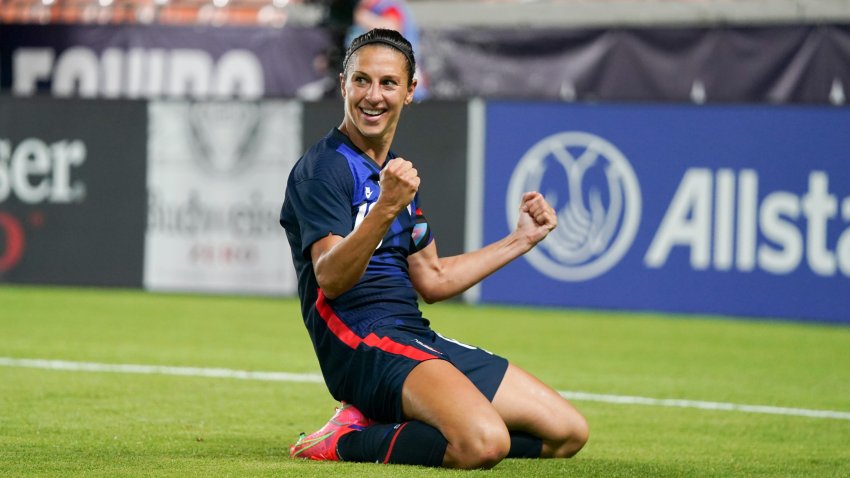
[[293, 133, 354, 184]]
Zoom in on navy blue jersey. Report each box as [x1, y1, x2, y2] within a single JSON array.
[[280, 128, 434, 338]]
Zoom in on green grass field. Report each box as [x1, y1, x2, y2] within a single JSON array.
[[1, 285, 849, 477]]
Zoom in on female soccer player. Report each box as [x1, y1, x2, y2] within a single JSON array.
[[280, 28, 588, 469]]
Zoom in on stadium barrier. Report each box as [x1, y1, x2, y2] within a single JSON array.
[[421, 25, 850, 105], [3, 23, 848, 104], [0, 96, 468, 296], [2, 97, 848, 323]]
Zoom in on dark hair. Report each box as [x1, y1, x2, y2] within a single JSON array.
[[342, 28, 416, 86]]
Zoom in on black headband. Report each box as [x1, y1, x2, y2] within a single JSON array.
[[345, 37, 414, 72]]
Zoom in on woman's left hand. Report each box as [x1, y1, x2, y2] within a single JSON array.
[[515, 191, 557, 248]]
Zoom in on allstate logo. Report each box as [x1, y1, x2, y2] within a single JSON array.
[[507, 131, 642, 281]]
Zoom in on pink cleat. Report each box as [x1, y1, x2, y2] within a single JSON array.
[[290, 402, 375, 461]]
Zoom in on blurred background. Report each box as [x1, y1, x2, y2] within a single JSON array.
[[1, 0, 849, 323]]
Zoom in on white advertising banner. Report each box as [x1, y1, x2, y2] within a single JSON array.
[[144, 100, 299, 295]]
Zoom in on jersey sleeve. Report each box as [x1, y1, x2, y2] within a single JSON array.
[[288, 158, 354, 258], [409, 193, 435, 253]]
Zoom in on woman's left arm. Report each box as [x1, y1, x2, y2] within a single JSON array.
[[408, 192, 556, 303]]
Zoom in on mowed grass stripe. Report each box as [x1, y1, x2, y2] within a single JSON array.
[[3, 356, 849, 421]]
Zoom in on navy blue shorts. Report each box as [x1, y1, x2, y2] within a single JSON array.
[[308, 298, 509, 423]]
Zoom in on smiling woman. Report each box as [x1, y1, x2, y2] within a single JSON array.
[[278, 28, 587, 470], [339, 30, 417, 165]]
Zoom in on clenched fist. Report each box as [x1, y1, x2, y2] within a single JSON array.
[[516, 191, 557, 248], [377, 158, 420, 214]]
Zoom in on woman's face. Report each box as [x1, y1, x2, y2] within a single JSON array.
[[340, 45, 416, 149]]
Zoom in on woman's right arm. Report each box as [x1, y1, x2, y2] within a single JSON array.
[[311, 157, 419, 299]]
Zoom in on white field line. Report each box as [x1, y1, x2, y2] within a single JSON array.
[[3, 357, 849, 421], [0, 357, 324, 383], [559, 391, 850, 421]]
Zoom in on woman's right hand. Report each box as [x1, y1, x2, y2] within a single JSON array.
[[377, 158, 420, 214]]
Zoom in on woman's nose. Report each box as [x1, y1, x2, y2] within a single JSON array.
[[366, 81, 381, 102]]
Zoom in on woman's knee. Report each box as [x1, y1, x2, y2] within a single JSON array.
[[547, 412, 590, 458], [446, 419, 511, 469]]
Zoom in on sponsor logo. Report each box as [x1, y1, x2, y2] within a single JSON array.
[[147, 190, 280, 239], [0, 212, 25, 273], [146, 189, 283, 268], [0, 138, 86, 274], [0, 138, 86, 204], [507, 131, 642, 281], [145, 101, 298, 292], [646, 168, 850, 277], [189, 102, 260, 175]]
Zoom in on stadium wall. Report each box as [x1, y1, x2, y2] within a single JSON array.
[[0, 97, 469, 296], [2, 97, 848, 323], [420, 25, 850, 104], [2, 21, 849, 322], [2, 23, 849, 104]]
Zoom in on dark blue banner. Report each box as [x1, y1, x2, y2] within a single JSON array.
[[480, 102, 850, 323], [423, 26, 850, 105], [0, 24, 331, 100]]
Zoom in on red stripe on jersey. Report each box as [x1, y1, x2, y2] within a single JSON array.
[[316, 289, 438, 361], [315, 289, 362, 349], [362, 333, 437, 362]]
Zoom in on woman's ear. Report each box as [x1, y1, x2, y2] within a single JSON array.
[[339, 73, 346, 98], [404, 78, 418, 105]]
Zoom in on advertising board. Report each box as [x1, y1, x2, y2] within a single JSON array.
[[1, 24, 331, 100], [0, 97, 147, 286], [144, 100, 299, 294], [480, 102, 850, 323]]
